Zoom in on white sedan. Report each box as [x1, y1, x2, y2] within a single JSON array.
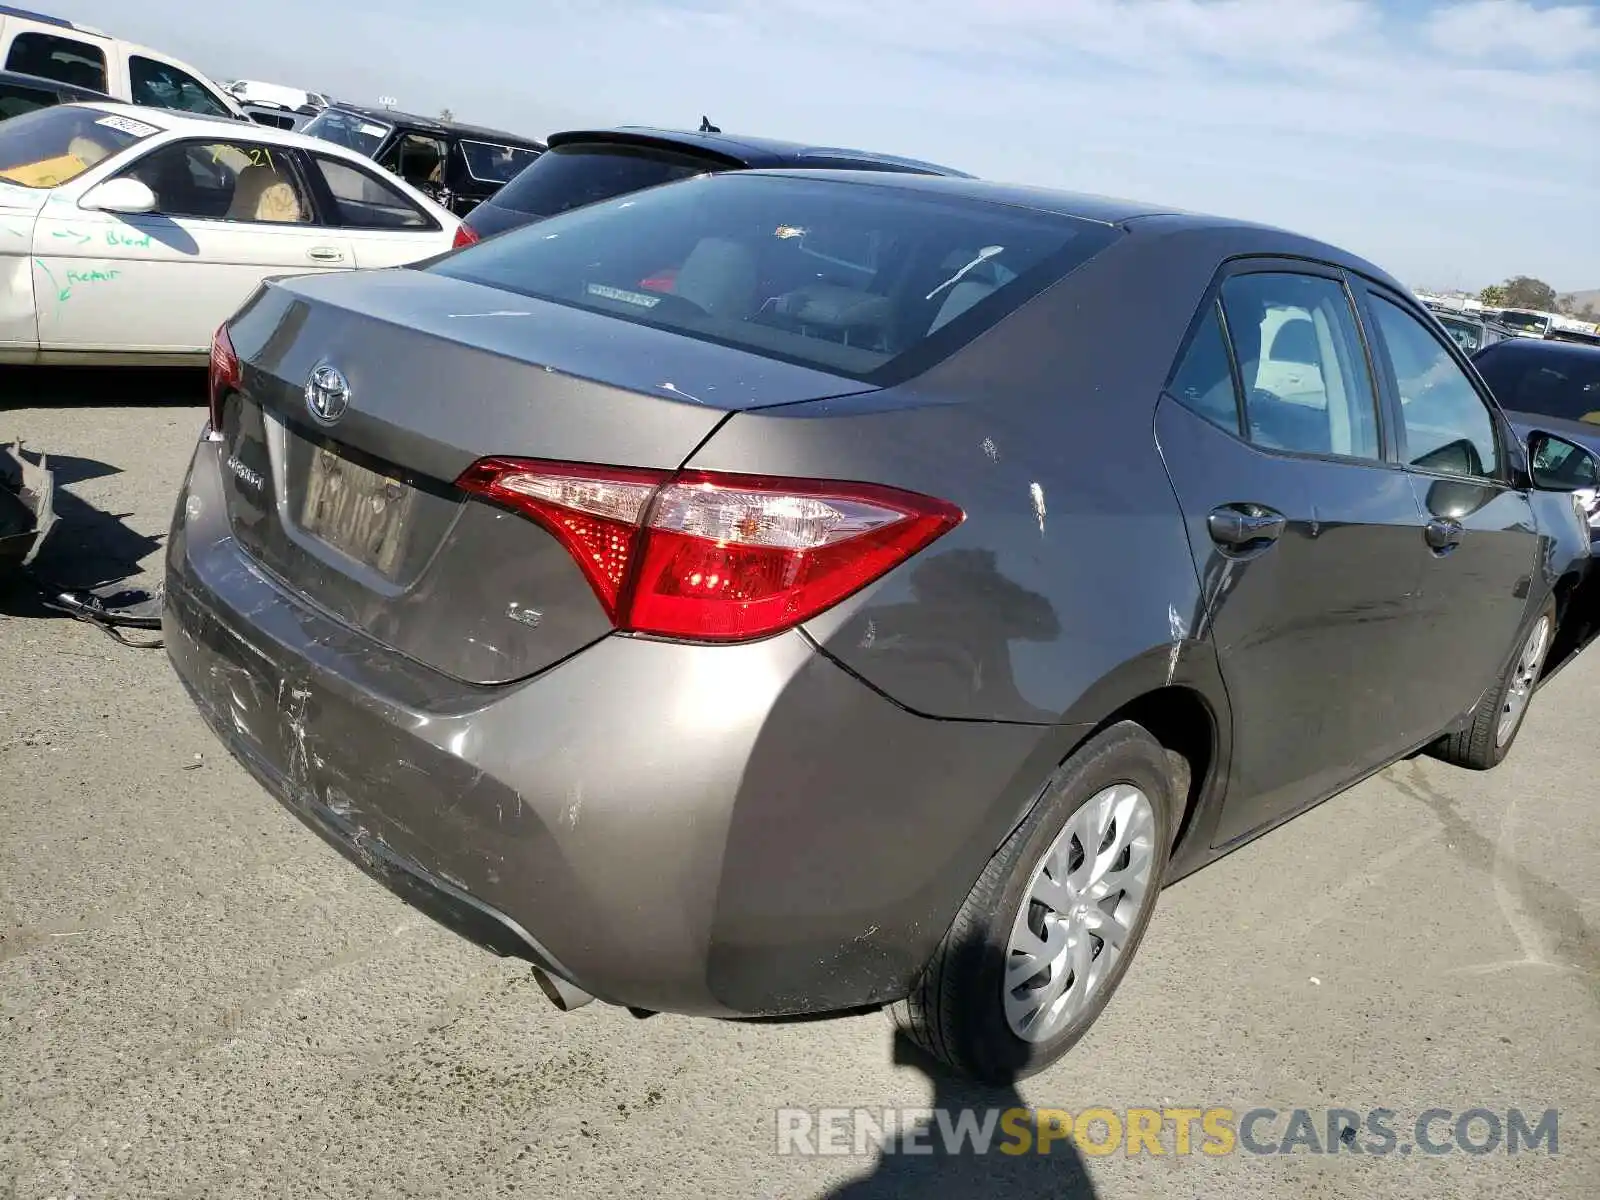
[[0, 102, 463, 364]]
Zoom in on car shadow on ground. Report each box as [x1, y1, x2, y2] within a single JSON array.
[[2, 365, 200, 618], [816, 1029, 1099, 1200], [0, 448, 163, 620]]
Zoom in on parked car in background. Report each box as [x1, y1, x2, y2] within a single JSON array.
[[1475, 337, 1600, 535], [222, 79, 329, 114], [458, 125, 972, 243], [0, 5, 246, 120], [0, 102, 459, 364], [1491, 308, 1555, 339], [1433, 308, 1516, 355], [168, 167, 1600, 1084], [300, 102, 545, 217], [0, 64, 108, 117]]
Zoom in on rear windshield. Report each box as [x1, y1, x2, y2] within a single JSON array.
[[0, 105, 155, 189], [487, 141, 718, 217], [1474, 343, 1600, 425], [303, 108, 391, 158], [432, 172, 1120, 382]]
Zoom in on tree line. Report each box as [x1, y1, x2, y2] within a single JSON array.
[[1478, 276, 1596, 321]]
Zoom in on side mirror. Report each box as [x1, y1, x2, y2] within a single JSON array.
[[1527, 430, 1600, 492], [80, 177, 157, 215]]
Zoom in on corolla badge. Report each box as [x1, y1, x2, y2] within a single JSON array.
[[305, 363, 351, 424]]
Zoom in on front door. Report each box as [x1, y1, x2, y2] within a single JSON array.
[[32, 136, 350, 353], [1156, 265, 1431, 846], [1359, 286, 1542, 734]]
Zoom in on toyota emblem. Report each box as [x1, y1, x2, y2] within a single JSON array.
[[305, 363, 351, 425]]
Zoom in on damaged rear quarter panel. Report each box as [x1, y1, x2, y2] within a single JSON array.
[[686, 228, 1231, 726]]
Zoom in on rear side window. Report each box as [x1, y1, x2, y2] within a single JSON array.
[[459, 139, 540, 184], [1166, 301, 1238, 434], [0, 80, 58, 119], [432, 172, 1121, 382], [5, 33, 106, 92], [312, 155, 432, 229], [1473, 343, 1600, 426], [487, 141, 716, 216], [1219, 272, 1381, 460]]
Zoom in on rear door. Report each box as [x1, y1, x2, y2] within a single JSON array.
[[1356, 283, 1542, 732], [1155, 261, 1431, 846]]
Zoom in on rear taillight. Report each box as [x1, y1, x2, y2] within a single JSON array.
[[208, 323, 240, 433], [452, 223, 480, 249], [455, 459, 963, 641]]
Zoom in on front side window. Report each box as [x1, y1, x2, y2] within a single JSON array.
[[1166, 300, 1239, 434], [459, 139, 540, 185], [121, 140, 313, 224], [0, 104, 153, 188], [1219, 272, 1381, 460], [487, 141, 716, 217], [1473, 343, 1600, 426], [129, 56, 232, 118], [312, 155, 430, 228], [5, 33, 106, 92], [1370, 296, 1501, 479], [431, 172, 1121, 381], [302, 109, 391, 158]]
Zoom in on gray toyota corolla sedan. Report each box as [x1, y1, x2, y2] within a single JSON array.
[[165, 169, 1600, 1083]]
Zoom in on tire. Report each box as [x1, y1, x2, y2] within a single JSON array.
[[1430, 596, 1558, 771], [893, 721, 1176, 1084]]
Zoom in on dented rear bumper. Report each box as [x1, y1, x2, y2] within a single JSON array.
[[163, 438, 1057, 1017]]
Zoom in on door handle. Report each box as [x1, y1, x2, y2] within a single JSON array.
[[1207, 505, 1287, 549], [307, 246, 345, 263], [1425, 517, 1464, 552]]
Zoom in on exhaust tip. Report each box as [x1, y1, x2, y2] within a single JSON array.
[[532, 967, 593, 1012]]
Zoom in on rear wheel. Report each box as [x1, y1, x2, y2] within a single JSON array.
[[1431, 597, 1557, 771], [893, 722, 1175, 1083]]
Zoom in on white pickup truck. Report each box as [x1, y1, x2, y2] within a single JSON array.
[[0, 6, 247, 122]]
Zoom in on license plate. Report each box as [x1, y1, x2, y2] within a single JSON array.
[[300, 445, 416, 576]]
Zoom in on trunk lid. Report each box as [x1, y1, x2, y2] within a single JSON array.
[[215, 268, 875, 685]]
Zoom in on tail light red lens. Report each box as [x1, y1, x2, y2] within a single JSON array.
[[208, 323, 240, 433], [452, 223, 481, 249], [455, 459, 963, 641]]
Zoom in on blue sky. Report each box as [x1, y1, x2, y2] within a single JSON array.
[[57, 0, 1600, 293]]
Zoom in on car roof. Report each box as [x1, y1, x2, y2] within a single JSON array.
[[318, 102, 545, 149], [544, 125, 973, 177], [0, 66, 109, 98], [59, 100, 354, 146], [1479, 337, 1600, 362]]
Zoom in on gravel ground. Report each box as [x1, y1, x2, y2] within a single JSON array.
[[2, 368, 1597, 1199]]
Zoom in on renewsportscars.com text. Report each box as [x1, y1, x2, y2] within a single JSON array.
[[775, 1106, 1559, 1158]]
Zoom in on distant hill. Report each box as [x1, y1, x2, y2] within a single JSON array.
[[1558, 288, 1600, 315]]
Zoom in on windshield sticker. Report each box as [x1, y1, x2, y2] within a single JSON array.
[[95, 114, 159, 139], [586, 283, 661, 309], [358, 123, 387, 138]]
